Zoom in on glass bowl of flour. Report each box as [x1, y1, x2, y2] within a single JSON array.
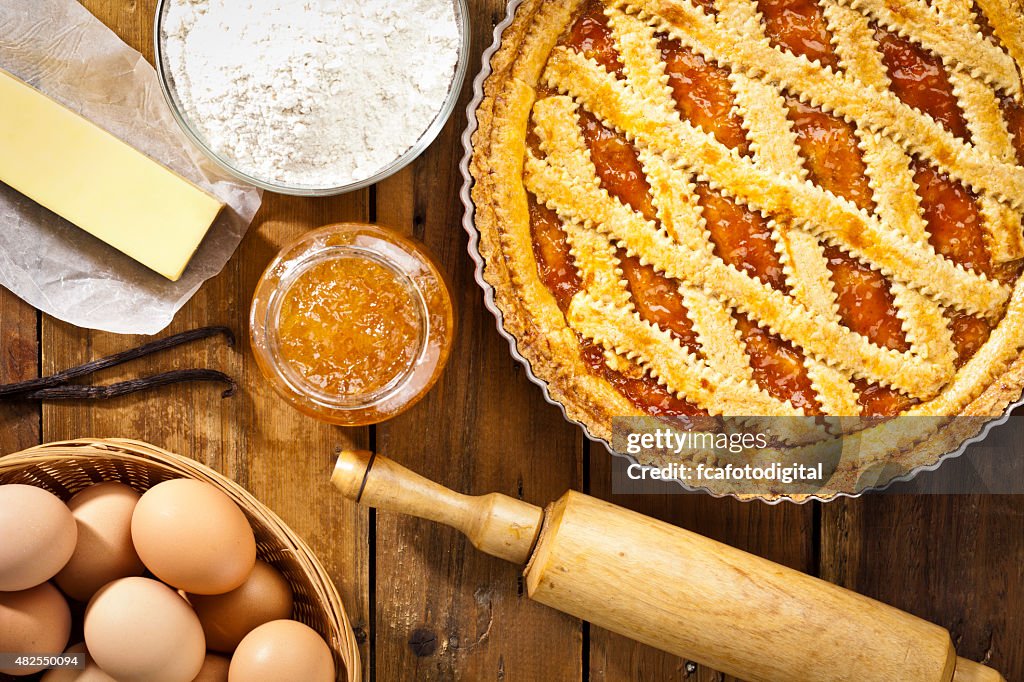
[[155, 0, 470, 195]]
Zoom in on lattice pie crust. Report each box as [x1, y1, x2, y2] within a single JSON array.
[[470, 0, 1024, 486]]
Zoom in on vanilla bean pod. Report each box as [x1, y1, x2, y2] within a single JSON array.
[[6, 369, 237, 401], [0, 326, 234, 398]]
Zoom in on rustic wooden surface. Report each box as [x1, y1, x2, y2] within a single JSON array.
[[0, 1, 1021, 680]]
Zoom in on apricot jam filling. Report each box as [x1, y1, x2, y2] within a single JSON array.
[[854, 378, 919, 415], [911, 160, 993, 278], [874, 26, 970, 141], [561, 3, 624, 77], [660, 38, 750, 154], [697, 185, 788, 293], [618, 252, 702, 352], [786, 98, 875, 212], [733, 313, 823, 415], [823, 245, 909, 352], [277, 257, 421, 398], [581, 341, 707, 416], [948, 311, 994, 368], [578, 111, 657, 220], [757, 0, 839, 70], [530, 195, 581, 313]]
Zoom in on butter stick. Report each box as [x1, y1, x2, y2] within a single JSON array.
[[0, 69, 225, 281]]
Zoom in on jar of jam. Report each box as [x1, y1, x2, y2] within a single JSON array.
[[250, 223, 455, 425]]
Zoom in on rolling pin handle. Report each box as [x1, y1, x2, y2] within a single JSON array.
[[333, 450, 544, 564], [332, 449, 377, 502]]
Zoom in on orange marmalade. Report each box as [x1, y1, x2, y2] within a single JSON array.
[[250, 224, 454, 425]]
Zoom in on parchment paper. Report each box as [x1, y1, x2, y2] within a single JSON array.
[[0, 0, 262, 334]]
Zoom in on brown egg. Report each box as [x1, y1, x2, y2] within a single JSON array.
[[0, 582, 71, 675], [229, 620, 335, 682], [189, 560, 293, 652], [55, 483, 145, 601], [40, 643, 115, 681], [0, 485, 77, 591], [84, 577, 205, 682], [192, 653, 230, 682], [131, 480, 256, 594]]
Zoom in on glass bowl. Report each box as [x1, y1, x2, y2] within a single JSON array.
[[250, 223, 455, 425], [153, 0, 471, 196]]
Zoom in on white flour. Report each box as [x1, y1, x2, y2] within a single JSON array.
[[162, 0, 461, 188]]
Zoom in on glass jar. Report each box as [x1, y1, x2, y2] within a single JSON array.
[[250, 223, 455, 425]]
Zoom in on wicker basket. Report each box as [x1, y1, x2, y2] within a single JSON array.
[[0, 438, 362, 682]]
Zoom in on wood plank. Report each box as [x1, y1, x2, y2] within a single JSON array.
[[232, 195, 375, 682], [371, 361, 583, 681], [36, 4, 374, 679], [587, 448, 816, 682], [821, 496, 1024, 681], [371, 3, 586, 672], [0, 290, 40, 453], [40, 209, 374, 682]]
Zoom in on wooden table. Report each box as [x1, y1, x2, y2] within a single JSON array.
[[1, 1, 1022, 680]]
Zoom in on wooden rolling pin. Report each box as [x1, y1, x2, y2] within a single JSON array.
[[332, 450, 1005, 682]]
